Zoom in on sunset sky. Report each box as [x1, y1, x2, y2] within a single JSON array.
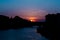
[[0, 0, 60, 21]]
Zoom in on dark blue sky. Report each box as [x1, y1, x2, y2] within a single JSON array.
[[0, 0, 60, 20]]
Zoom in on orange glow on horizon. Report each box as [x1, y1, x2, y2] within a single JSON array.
[[21, 16, 45, 22], [30, 19, 36, 22], [30, 20, 33, 22], [27, 17, 37, 22]]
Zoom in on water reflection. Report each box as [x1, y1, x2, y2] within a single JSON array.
[[0, 27, 48, 40]]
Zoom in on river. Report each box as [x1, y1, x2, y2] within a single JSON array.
[[0, 26, 48, 40]]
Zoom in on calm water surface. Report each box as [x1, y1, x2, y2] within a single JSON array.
[[0, 26, 48, 40]]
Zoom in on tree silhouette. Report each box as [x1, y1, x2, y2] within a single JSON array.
[[0, 15, 33, 30]]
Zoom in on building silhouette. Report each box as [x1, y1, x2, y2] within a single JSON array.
[[37, 13, 60, 40]]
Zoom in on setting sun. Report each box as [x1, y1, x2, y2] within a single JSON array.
[[27, 17, 37, 22], [30, 19, 35, 22], [30, 20, 33, 22]]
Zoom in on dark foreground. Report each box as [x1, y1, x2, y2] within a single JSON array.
[[37, 13, 60, 40], [0, 13, 60, 40], [0, 27, 48, 40]]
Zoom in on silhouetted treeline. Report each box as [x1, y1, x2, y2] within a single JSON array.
[[37, 13, 60, 40], [0, 15, 34, 30], [0, 15, 44, 30]]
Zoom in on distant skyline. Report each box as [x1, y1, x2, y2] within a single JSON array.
[[0, 0, 60, 20]]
